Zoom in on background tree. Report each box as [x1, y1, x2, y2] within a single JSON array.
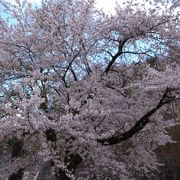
[[0, 0, 179, 179]]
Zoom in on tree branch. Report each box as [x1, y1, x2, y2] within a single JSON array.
[[122, 50, 153, 57], [97, 88, 175, 145], [103, 37, 129, 75]]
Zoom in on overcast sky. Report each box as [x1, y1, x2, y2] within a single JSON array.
[[5, 0, 124, 13], [5, 0, 163, 13], [3, 0, 179, 16]]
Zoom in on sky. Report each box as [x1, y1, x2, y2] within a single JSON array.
[[2, 0, 140, 13], [5, 0, 118, 12], [0, 0, 120, 21], [0, 0, 147, 25], [95, 0, 117, 13], [4, 0, 173, 15]]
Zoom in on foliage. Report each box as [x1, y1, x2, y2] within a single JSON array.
[[0, 0, 179, 179]]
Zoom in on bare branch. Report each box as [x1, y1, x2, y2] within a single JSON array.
[[103, 37, 129, 75], [122, 51, 154, 57]]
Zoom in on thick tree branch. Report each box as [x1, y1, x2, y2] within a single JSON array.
[[63, 51, 81, 80], [103, 37, 129, 75], [62, 51, 80, 87], [97, 88, 175, 145]]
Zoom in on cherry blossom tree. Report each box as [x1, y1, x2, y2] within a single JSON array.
[[0, 0, 179, 179]]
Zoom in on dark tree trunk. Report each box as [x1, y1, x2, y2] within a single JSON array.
[[52, 153, 83, 180], [54, 168, 71, 180], [50, 160, 71, 180], [45, 128, 83, 180], [8, 169, 24, 180], [8, 140, 24, 180]]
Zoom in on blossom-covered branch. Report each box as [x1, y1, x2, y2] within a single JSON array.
[[97, 87, 178, 145]]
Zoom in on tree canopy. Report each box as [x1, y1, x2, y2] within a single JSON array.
[[0, 0, 179, 179]]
